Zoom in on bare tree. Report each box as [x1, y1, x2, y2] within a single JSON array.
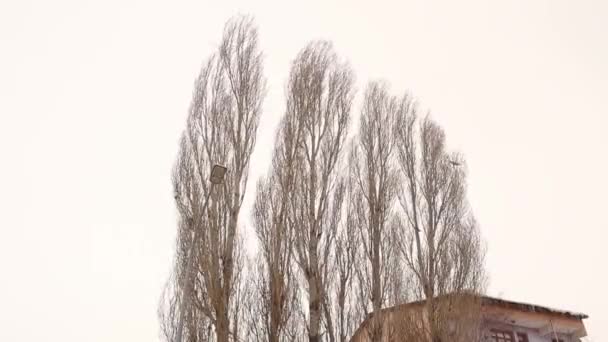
[[159, 272, 213, 342], [250, 111, 304, 342], [160, 16, 264, 342], [228, 233, 249, 341], [319, 179, 346, 342], [394, 97, 486, 341], [243, 250, 304, 342], [325, 173, 364, 342], [348, 82, 403, 341], [285, 41, 355, 342]]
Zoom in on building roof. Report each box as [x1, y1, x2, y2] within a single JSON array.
[[353, 294, 588, 338], [481, 296, 588, 320]]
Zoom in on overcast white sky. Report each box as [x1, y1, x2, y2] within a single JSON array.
[[0, 0, 606, 341]]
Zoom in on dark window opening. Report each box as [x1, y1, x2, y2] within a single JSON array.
[[490, 329, 514, 342], [516, 332, 529, 342]]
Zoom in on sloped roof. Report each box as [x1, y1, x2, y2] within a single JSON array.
[[352, 294, 588, 340], [481, 296, 588, 320], [363, 295, 588, 320]]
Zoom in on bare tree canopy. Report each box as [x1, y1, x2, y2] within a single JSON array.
[[394, 99, 486, 341], [325, 173, 363, 342], [348, 82, 402, 341], [346, 97, 486, 342], [248, 111, 304, 342], [285, 41, 355, 342], [160, 15, 265, 342], [161, 17, 485, 342]]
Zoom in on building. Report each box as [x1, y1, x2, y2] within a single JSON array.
[[350, 295, 588, 342]]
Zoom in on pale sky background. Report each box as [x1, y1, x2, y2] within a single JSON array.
[[0, 0, 606, 341]]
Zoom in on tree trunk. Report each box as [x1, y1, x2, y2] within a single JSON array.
[[308, 252, 321, 342], [216, 303, 230, 342]]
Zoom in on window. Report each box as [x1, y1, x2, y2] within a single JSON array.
[[490, 329, 514, 342], [516, 332, 529, 342]]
